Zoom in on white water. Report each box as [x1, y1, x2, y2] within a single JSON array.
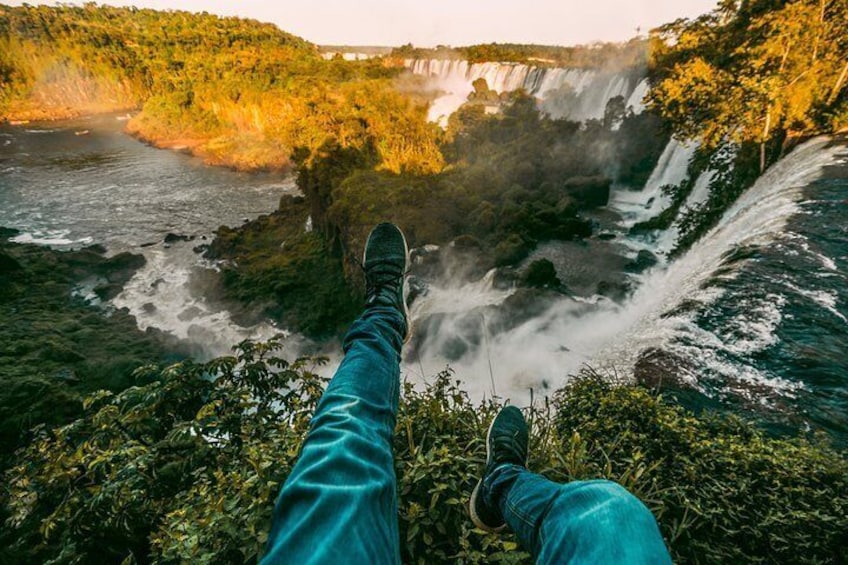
[[404, 137, 842, 403], [110, 242, 308, 359], [609, 139, 698, 230], [405, 59, 643, 126], [0, 118, 307, 360]]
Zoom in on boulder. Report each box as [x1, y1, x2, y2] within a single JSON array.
[[0, 227, 21, 239], [625, 250, 659, 273], [164, 233, 195, 244], [521, 259, 562, 289]]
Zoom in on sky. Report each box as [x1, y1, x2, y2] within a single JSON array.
[[7, 0, 718, 46]]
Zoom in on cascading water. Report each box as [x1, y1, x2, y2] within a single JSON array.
[[405, 59, 643, 125], [609, 139, 697, 229], [405, 136, 847, 442], [3, 94, 845, 443]]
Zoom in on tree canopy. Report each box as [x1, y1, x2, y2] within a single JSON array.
[[648, 0, 848, 170]]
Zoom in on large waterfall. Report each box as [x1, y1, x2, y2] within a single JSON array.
[[405, 59, 647, 125], [405, 136, 848, 438]]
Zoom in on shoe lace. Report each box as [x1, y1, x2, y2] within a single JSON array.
[[492, 431, 526, 465], [352, 256, 409, 303], [365, 266, 404, 302]]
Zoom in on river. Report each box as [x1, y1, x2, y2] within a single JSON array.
[[0, 114, 301, 358]]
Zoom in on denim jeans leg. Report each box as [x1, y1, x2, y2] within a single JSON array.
[[262, 306, 405, 564], [486, 465, 672, 564]]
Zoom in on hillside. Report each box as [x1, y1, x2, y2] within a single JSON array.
[[0, 3, 442, 172]]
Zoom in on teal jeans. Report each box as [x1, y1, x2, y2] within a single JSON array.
[[262, 307, 672, 564]]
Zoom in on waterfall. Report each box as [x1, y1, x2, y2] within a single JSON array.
[[592, 137, 844, 396], [405, 59, 642, 126], [609, 139, 698, 229], [404, 137, 845, 406]]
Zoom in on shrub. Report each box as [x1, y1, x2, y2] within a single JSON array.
[[4, 342, 846, 564]]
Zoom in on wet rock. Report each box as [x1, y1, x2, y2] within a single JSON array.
[[410, 244, 440, 268], [193, 244, 210, 254], [625, 250, 659, 273], [486, 288, 565, 334], [102, 252, 146, 283], [597, 232, 617, 241], [164, 233, 195, 244], [142, 302, 157, 313], [597, 279, 631, 301], [492, 267, 519, 290], [407, 276, 428, 306], [140, 241, 158, 248], [0, 227, 21, 239], [178, 305, 203, 322], [86, 243, 108, 254]]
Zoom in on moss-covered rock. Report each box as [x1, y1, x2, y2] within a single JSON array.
[[206, 196, 360, 339], [0, 236, 180, 468]]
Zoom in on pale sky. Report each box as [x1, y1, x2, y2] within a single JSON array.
[[7, 0, 718, 46]]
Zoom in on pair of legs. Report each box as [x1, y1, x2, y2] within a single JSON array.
[[262, 224, 671, 564]]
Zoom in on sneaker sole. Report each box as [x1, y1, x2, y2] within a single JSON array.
[[469, 414, 508, 533], [362, 223, 412, 343]]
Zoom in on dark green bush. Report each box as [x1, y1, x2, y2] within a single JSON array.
[[4, 341, 846, 564]]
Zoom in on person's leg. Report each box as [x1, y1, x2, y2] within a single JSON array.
[[484, 465, 672, 564], [262, 224, 409, 565], [470, 407, 671, 564]]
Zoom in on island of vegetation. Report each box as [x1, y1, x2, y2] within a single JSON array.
[[1, 1, 847, 563]]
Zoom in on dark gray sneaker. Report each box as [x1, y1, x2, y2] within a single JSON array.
[[469, 405, 529, 532], [363, 223, 410, 336]]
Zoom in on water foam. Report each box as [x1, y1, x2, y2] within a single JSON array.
[[111, 242, 302, 359]]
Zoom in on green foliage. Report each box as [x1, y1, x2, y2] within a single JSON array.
[[4, 337, 326, 564], [0, 238, 178, 469], [555, 377, 848, 563], [649, 0, 848, 161], [301, 93, 658, 281], [4, 342, 846, 563], [0, 4, 443, 174], [206, 196, 361, 339]]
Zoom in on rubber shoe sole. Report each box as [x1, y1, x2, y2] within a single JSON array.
[[469, 414, 508, 533]]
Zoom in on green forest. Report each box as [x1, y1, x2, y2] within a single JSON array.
[[2, 0, 848, 563]]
